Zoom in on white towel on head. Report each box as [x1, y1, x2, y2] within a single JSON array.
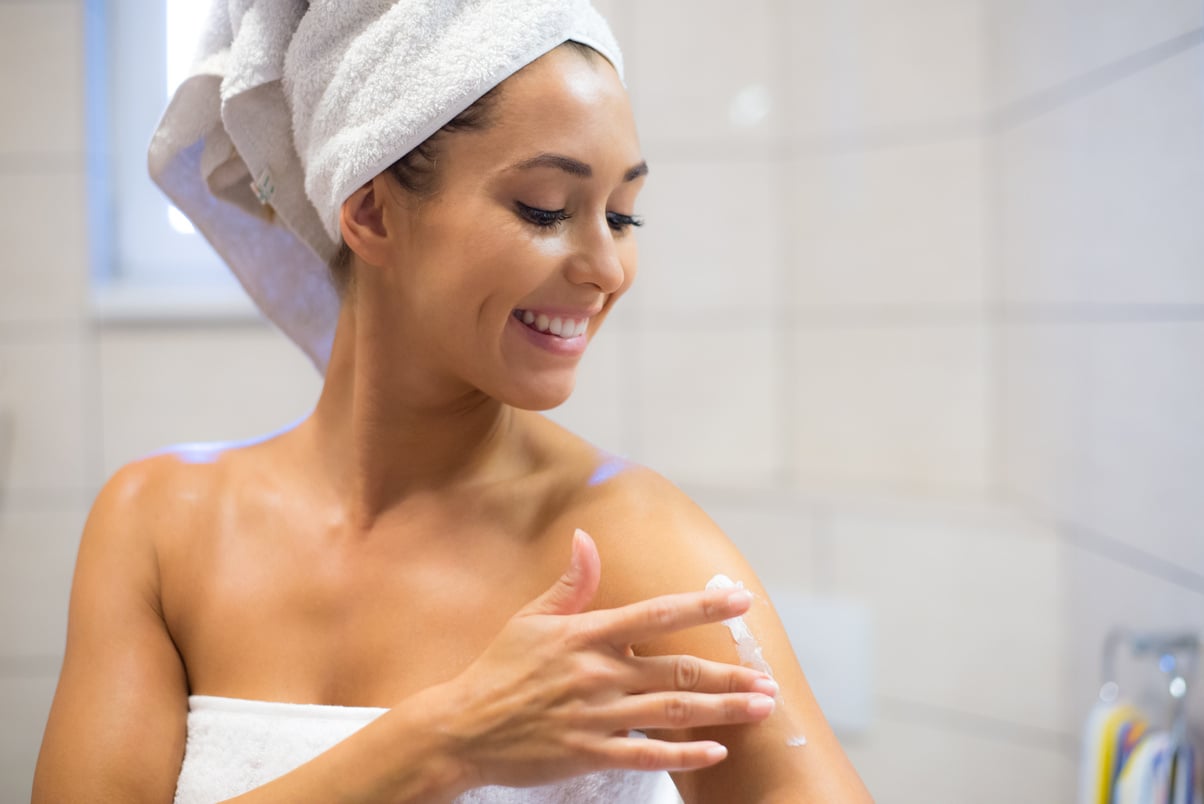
[[149, 0, 623, 373]]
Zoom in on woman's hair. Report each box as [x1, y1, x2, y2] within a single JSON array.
[[328, 40, 601, 295]]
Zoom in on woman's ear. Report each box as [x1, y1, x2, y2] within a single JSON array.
[[338, 175, 396, 268]]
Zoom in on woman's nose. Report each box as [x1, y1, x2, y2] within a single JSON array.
[[564, 219, 628, 293]]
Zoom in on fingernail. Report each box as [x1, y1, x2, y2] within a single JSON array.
[[571, 529, 589, 571], [705, 744, 728, 763], [727, 590, 752, 608], [748, 695, 776, 717], [752, 678, 780, 697]]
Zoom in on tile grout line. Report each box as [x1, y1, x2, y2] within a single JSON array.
[[987, 28, 1204, 134], [1003, 490, 1204, 598], [771, 0, 799, 491], [979, 1, 1008, 506], [618, 304, 1204, 332], [875, 694, 1080, 757]]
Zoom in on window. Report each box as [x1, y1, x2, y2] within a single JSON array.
[[88, 0, 256, 320]]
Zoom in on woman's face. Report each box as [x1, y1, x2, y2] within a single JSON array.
[[372, 45, 646, 411]]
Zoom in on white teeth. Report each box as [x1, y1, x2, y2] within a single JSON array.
[[515, 310, 591, 339]]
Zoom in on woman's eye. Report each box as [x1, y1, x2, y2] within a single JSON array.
[[607, 212, 645, 233], [516, 202, 570, 228]]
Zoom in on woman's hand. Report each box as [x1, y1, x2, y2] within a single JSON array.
[[429, 528, 778, 790]]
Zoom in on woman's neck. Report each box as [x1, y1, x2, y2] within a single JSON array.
[[303, 302, 524, 531]]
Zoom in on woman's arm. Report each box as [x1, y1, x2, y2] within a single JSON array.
[[570, 467, 876, 804], [33, 461, 192, 802], [34, 460, 774, 802]]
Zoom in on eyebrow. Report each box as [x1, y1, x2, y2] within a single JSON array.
[[511, 153, 650, 183]]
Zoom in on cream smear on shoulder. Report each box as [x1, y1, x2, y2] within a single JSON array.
[[706, 574, 773, 674], [705, 573, 807, 747]]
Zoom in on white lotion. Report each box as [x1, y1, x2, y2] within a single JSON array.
[[705, 573, 807, 748], [706, 574, 773, 675]]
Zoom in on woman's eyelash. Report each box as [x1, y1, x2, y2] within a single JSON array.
[[607, 212, 644, 232], [515, 202, 645, 233], [516, 202, 571, 228]]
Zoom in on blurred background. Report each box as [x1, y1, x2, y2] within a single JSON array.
[[2, 0, 1202, 801]]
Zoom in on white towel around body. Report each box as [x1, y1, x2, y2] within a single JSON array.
[[173, 695, 683, 804]]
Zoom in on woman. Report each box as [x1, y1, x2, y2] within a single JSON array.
[[34, 2, 872, 801]]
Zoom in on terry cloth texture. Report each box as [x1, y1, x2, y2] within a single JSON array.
[[173, 695, 683, 803]]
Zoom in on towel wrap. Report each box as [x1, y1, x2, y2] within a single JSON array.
[[173, 695, 683, 803]]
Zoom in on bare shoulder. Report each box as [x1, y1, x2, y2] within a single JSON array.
[[546, 453, 873, 803], [85, 445, 226, 557], [548, 455, 755, 612]]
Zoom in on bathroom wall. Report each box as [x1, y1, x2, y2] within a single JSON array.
[[0, 0, 1198, 802], [987, 0, 1204, 759], [588, 2, 1072, 801]]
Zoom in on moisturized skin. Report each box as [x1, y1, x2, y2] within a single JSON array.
[[34, 45, 872, 804], [705, 575, 774, 676], [705, 574, 807, 748]]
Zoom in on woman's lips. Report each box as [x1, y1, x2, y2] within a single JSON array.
[[509, 309, 590, 356], [512, 309, 590, 338]]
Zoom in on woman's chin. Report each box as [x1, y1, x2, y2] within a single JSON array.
[[497, 378, 577, 412]]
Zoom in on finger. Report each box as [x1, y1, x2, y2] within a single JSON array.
[[596, 691, 776, 733], [624, 654, 780, 697], [599, 735, 729, 773], [520, 529, 601, 617], [585, 586, 753, 646]]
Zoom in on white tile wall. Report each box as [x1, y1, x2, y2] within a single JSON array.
[[997, 323, 1091, 522], [634, 324, 781, 487], [0, 171, 89, 324], [825, 502, 1068, 733], [688, 490, 821, 592], [1001, 321, 1204, 578], [996, 46, 1204, 306], [0, 674, 58, 802], [846, 714, 1076, 804], [1078, 321, 1204, 577], [0, 508, 83, 658], [633, 159, 783, 316], [542, 324, 633, 455], [785, 0, 988, 138], [0, 3, 87, 797], [991, 0, 1204, 781], [97, 325, 322, 474], [0, 1, 85, 155], [988, 0, 1203, 108], [791, 140, 988, 307], [0, 338, 93, 495], [626, 0, 782, 147], [791, 324, 991, 495]]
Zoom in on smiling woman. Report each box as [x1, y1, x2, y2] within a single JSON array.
[[33, 2, 871, 803]]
